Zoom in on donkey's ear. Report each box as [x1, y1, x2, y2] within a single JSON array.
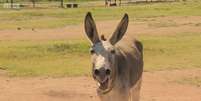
[[84, 12, 100, 44], [109, 13, 129, 45]]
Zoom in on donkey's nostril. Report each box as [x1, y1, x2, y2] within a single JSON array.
[[106, 69, 111, 75], [94, 69, 100, 75]]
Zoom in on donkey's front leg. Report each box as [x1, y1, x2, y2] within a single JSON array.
[[130, 79, 142, 101]]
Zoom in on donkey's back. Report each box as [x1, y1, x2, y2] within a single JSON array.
[[116, 36, 143, 77], [116, 37, 143, 100]]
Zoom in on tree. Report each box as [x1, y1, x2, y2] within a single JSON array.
[[30, 0, 40, 8], [61, 0, 64, 8], [30, 0, 36, 8], [11, 0, 13, 8]]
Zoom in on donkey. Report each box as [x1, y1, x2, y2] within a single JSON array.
[[84, 12, 143, 101]]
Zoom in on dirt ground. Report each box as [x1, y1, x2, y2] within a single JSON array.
[[0, 16, 201, 41], [0, 69, 201, 101], [0, 16, 201, 101]]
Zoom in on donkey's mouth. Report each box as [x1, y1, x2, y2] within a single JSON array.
[[98, 78, 109, 90]]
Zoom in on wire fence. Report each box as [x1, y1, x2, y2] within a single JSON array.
[[0, 0, 181, 9], [0, 0, 103, 8]]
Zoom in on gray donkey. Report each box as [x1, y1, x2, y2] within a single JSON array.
[[84, 12, 143, 101]]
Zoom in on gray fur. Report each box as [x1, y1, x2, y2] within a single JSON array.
[[84, 12, 143, 101]]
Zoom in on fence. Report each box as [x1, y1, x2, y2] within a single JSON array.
[[0, 0, 181, 9]]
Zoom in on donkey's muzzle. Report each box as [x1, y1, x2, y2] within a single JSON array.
[[94, 67, 111, 82]]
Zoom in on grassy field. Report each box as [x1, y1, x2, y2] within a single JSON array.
[[0, 33, 201, 76], [176, 76, 201, 87], [0, 40, 91, 76], [0, 0, 201, 77], [0, 0, 201, 29]]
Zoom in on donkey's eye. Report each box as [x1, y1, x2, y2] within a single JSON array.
[[110, 49, 115, 54], [90, 49, 95, 54]]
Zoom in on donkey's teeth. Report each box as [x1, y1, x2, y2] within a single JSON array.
[[97, 83, 100, 86]]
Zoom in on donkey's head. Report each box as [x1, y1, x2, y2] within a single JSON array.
[[84, 12, 129, 93]]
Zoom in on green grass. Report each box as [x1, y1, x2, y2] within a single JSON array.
[[0, 0, 201, 29], [0, 33, 201, 76], [176, 76, 201, 87], [0, 0, 201, 77], [148, 20, 178, 28], [0, 40, 91, 76], [141, 33, 201, 71]]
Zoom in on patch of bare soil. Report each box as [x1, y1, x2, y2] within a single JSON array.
[[0, 69, 200, 101], [0, 16, 201, 41], [0, 25, 86, 41], [130, 16, 201, 36]]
